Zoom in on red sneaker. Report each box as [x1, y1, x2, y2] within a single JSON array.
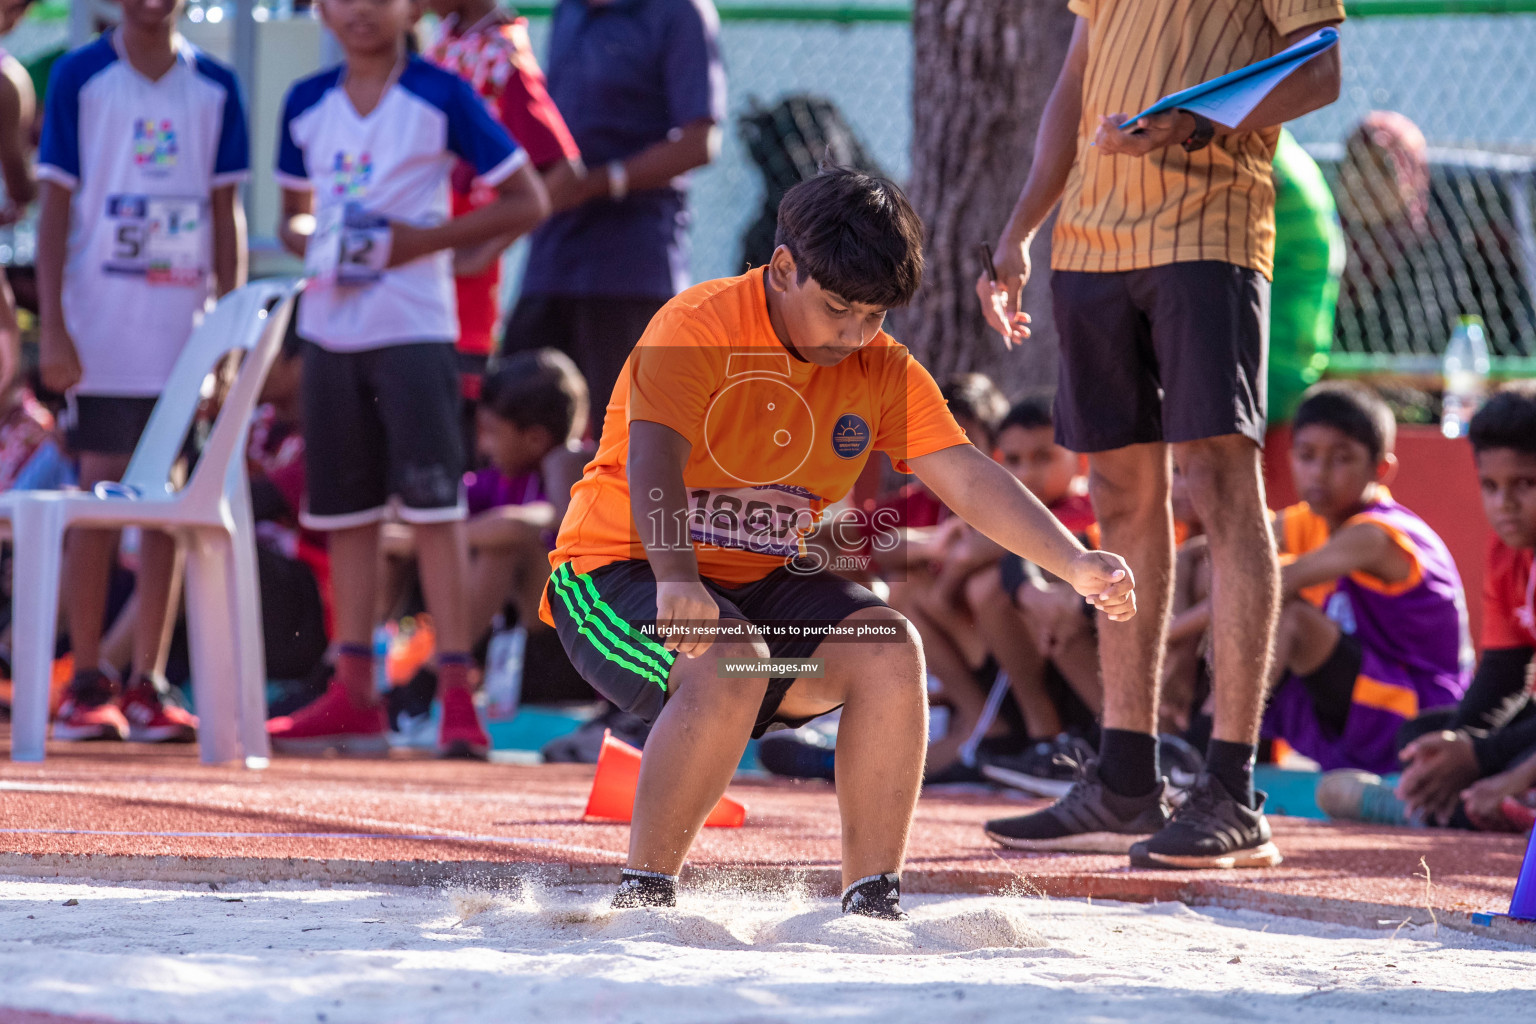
[[53, 670, 128, 742], [437, 686, 490, 760], [120, 677, 198, 743], [267, 680, 388, 755]]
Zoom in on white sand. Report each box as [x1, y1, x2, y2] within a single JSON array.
[[0, 877, 1532, 1023]]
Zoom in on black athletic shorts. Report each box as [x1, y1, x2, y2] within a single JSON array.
[[64, 394, 158, 456], [546, 558, 888, 737], [1051, 261, 1270, 452], [300, 341, 465, 529]]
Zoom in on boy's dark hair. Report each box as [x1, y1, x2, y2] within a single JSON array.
[[481, 348, 590, 443], [773, 168, 924, 309], [1470, 380, 1536, 456], [998, 393, 1055, 435], [1294, 381, 1396, 461], [941, 372, 1008, 440]]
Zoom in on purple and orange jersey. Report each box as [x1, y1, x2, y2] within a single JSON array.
[[1265, 491, 1472, 773]]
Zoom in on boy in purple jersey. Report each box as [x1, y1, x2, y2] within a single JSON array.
[[1265, 383, 1471, 775]]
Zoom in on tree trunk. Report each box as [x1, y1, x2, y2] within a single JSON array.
[[901, 0, 1075, 397]]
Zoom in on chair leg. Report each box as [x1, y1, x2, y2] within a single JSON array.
[[9, 503, 65, 762], [183, 528, 244, 765], [228, 517, 271, 766]]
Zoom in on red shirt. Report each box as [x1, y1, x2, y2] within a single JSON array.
[[1482, 534, 1536, 650], [426, 13, 580, 367], [872, 482, 949, 530], [1048, 491, 1096, 537]]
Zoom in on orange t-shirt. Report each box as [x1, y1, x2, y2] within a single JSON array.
[[541, 270, 969, 622]]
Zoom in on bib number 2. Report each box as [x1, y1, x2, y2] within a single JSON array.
[[305, 202, 393, 288]]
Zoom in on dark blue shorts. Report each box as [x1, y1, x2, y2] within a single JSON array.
[[546, 558, 886, 737]]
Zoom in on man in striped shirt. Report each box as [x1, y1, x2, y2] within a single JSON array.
[[978, 0, 1344, 868]]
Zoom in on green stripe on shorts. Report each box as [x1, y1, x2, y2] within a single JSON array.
[[551, 564, 675, 692]]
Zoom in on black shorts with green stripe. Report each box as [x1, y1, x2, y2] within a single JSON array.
[[546, 559, 887, 737]]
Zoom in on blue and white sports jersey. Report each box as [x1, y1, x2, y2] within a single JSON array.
[[277, 57, 526, 352], [37, 31, 248, 397]]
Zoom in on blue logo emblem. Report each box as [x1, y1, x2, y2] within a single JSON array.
[[831, 414, 870, 460]]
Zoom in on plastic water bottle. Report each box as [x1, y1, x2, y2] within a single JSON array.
[[1441, 315, 1490, 439], [372, 624, 392, 695], [483, 626, 527, 721]]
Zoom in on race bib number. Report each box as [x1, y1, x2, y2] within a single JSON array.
[[305, 202, 392, 288], [103, 194, 206, 286], [687, 485, 820, 558]]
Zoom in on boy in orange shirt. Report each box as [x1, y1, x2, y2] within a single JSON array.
[[541, 171, 1136, 917]]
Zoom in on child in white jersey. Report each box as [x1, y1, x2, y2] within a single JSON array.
[[36, 0, 248, 743], [263, 0, 550, 759]]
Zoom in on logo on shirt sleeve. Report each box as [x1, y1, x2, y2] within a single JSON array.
[[133, 119, 178, 169], [831, 414, 870, 460]]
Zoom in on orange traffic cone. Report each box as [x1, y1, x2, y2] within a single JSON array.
[[583, 730, 746, 828]]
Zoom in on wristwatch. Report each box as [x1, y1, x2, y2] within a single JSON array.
[[1178, 109, 1216, 152], [606, 160, 629, 201]]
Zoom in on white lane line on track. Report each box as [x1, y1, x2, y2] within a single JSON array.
[[0, 780, 621, 860]]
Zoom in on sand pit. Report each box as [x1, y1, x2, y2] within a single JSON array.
[[1, 877, 1532, 1023]]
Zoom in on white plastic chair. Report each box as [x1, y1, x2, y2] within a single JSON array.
[[2, 278, 301, 765]]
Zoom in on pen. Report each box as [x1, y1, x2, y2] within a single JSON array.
[[979, 242, 997, 284]]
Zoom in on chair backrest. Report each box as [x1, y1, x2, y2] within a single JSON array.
[[123, 279, 301, 504]]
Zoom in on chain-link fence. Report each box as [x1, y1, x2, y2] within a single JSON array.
[[521, 0, 1536, 375], [7, 1, 1535, 373]]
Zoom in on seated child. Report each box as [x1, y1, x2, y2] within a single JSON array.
[[540, 170, 1135, 916], [1266, 382, 1471, 776], [870, 373, 1008, 777], [1318, 382, 1536, 830], [962, 398, 1104, 789], [464, 349, 591, 653]]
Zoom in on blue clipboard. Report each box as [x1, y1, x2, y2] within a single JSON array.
[[1118, 26, 1339, 129]]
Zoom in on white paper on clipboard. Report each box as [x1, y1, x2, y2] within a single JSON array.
[[1119, 26, 1340, 130]]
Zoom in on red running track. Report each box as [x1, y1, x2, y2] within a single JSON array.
[[0, 728, 1531, 943]]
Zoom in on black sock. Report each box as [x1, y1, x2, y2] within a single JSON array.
[[612, 869, 678, 909], [1206, 739, 1257, 809], [1098, 728, 1159, 798]]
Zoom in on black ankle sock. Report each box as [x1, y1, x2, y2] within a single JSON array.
[[612, 869, 678, 908], [1206, 739, 1257, 809], [1098, 729, 1159, 798]]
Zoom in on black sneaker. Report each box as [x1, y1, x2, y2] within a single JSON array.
[[1157, 734, 1205, 794], [983, 759, 1171, 854], [842, 873, 908, 920], [611, 869, 678, 909], [979, 734, 1095, 798], [1129, 774, 1282, 870], [757, 725, 836, 780]]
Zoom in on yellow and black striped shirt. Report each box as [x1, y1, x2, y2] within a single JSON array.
[[1052, 0, 1344, 279]]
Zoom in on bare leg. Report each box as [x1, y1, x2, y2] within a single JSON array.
[[131, 529, 182, 679], [1174, 437, 1279, 746], [629, 607, 927, 890], [1086, 444, 1175, 737], [414, 520, 471, 656], [64, 453, 132, 675], [328, 522, 381, 651], [780, 607, 926, 886], [1270, 598, 1341, 689], [628, 636, 770, 876], [965, 566, 1061, 738]]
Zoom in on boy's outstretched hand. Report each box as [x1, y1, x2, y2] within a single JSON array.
[[655, 579, 721, 659], [1064, 551, 1137, 622]]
